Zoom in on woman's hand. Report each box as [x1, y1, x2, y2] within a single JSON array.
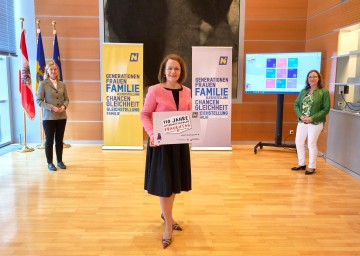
[[149, 134, 158, 147], [301, 116, 312, 123], [149, 134, 155, 147], [52, 106, 66, 112], [59, 106, 66, 112]]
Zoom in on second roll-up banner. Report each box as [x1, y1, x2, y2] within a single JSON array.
[[192, 46, 233, 150]]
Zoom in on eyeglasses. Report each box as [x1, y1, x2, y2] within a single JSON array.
[[166, 67, 181, 72], [308, 76, 318, 79]]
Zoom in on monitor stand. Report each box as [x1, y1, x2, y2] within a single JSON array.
[[254, 94, 296, 154]]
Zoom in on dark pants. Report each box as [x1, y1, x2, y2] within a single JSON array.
[[43, 119, 67, 164]]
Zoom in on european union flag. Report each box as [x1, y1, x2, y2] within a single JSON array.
[[53, 33, 63, 81], [35, 32, 45, 92]]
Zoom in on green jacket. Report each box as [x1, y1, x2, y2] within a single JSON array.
[[294, 87, 330, 123]]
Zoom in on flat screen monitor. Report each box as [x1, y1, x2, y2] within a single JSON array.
[[245, 52, 322, 94]]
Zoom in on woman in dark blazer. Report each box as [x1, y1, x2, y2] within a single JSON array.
[[36, 61, 69, 171]]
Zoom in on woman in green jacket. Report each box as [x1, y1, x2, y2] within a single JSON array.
[[291, 70, 330, 175]]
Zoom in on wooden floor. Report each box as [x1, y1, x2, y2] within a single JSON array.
[[1, 144, 360, 256]]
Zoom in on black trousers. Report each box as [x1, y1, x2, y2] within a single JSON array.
[[43, 119, 67, 164]]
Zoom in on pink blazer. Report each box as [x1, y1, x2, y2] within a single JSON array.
[[140, 84, 192, 136]]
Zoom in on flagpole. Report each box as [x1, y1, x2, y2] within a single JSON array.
[[18, 18, 34, 153], [36, 19, 45, 149], [53, 20, 71, 149]]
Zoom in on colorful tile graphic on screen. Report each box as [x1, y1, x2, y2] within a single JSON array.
[[277, 58, 287, 68], [266, 69, 276, 78], [288, 58, 298, 68], [276, 79, 286, 88], [266, 79, 276, 88], [287, 68, 298, 78], [266, 58, 276, 68], [245, 52, 322, 94]]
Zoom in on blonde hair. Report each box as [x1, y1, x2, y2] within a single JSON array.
[[44, 61, 60, 81]]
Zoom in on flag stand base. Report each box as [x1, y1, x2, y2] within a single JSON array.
[[36, 142, 45, 149], [17, 144, 35, 153], [63, 143, 71, 148]]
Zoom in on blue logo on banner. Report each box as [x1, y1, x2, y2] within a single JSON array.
[[130, 53, 139, 62], [219, 56, 228, 65]]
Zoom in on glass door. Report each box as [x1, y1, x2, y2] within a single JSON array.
[[0, 56, 12, 147]]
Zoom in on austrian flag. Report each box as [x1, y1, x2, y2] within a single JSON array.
[[19, 29, 36, 119]]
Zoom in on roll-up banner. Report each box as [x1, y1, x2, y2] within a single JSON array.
[[192, 47, 232, 150], [102, 43, 143, 150]]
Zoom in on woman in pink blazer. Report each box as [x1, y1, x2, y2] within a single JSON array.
[[140, 54, 192, 249]]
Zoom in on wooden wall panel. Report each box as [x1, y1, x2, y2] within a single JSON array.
[[340, 0, 360, 27], [34, 1, 101, 141], [232, 123, 297, 142], [33, 0, 360, 143], [42, 39, 100, 60], [66, 82, 101, 101], [305, 33, 339, 112], [231, 102, 298, 142], [307, 0, 341, 18], [35, 0, 98, 16], [244, 41, 305, 54], [306, 0, 358, 129], [61, 60, 100, 81], [322, 58, 337, 99], [245, 20, 307, 40], [232, 103, 297, 123], [245, 0, 307, 19], [66, 102, 102, 121], [305, 33, 338, 58], [35, 17, 99, 38], [306, 7, 342, 39], [242, 93, 297, 103], [65, 122, 102, 141]]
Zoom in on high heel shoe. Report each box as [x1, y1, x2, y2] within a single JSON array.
[[161, 213, 183, 231], [291, 165, 306, 171], [162, 237, 172, 249], [305, 168, 316, 175]]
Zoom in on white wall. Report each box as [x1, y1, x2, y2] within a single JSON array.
[[11, 0, 40, 143]]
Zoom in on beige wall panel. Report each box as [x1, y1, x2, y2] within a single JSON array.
[[66, 82, 101, 101], [66, 102, 102, 121], [305, 33, 338, 59], [245, 0, 307, 19], [307, 0, 341, 17], [42, 38, 100, 60], [245, 20, 306, 40], [35, 17, 99, 38], [61, 60, 100, 81], [35, 0, 98, 16], [306, 8, 342, 39], [244, 41, 305, 54], [65, 122, 102, 141]]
